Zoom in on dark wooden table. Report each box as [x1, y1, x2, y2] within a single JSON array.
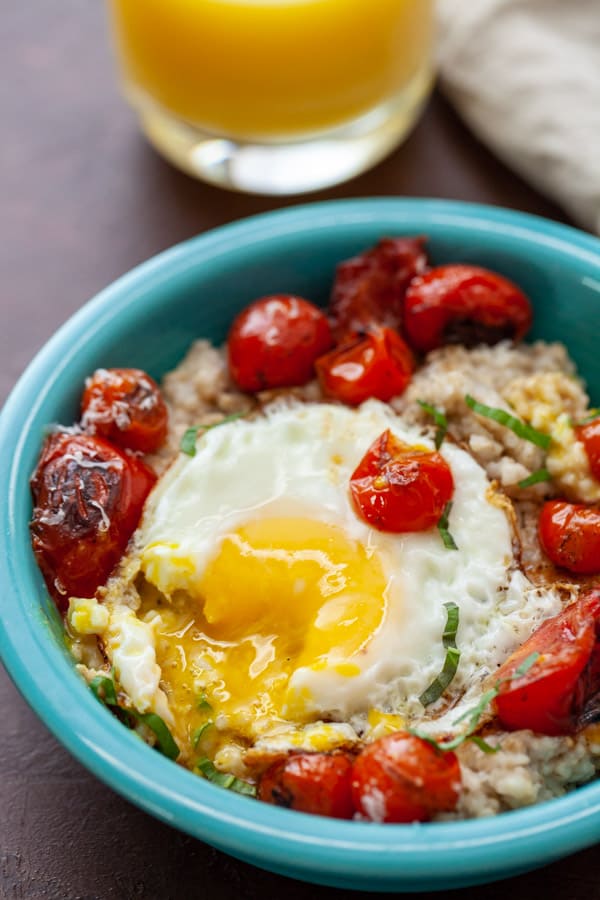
[[2, 3, 597, 899]]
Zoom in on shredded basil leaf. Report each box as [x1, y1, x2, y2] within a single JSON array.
[[89, 675, 118, 706], [411, 652, 542, 753], [518, 467, 551, 489], [419, 648, 460, 708], [574, 409, 600, 426], [417, 400, 448, 449], [89, 675, 180, 760], [192, 721, 214, 750], [129, 710, 180, 760], [411, 684, 499, 753], [181, 412, 247, 457], [514, 650, 540, 678], [180, 428, 199, 457], [443, 601, 460, 645], [197, 693, 212, 712], [195, 757, 256, 796], [468, 734, 499, 754], [465, 395, 551, 450], [437, 501, 458, 550], [451, 686, 500, 730], [419, 602, 461, 706]]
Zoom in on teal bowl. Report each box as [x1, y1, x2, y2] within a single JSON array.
[[1, 199, 600, 892]]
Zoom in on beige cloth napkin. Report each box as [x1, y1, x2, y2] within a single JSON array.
[[436, 0, 600, 234]]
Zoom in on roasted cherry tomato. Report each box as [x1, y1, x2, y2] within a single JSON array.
[[352, 732, 461, 823], [404, 265, 532, 353], [576, 416, 600, 481], [30, 432, 156, 609], [315, 327, 414, 407], [538, 500, 600, 575], [227, 294, 333, 392], [258, 752, 354, 819], [349, 429, 454, 533], [495, 588, 600, 735], [329, 237, 428, 340], [80, 367, 168, 454]]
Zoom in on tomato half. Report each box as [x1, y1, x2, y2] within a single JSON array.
[[495, 588, 600, 735], [349, 429, 454, 533], [30, 432, 156, 609], [538, 500, 600, 575], [329, 237, 428, 340], [351, 732, 461, 823], [403, 265, 532, 353], [576, 417, 600, 481], [315, 327, 414, 406], [81, 367, 168, 454], [258, 752, 354, 819], [227, 294, 333, 392]]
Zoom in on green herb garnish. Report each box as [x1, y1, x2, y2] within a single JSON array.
[[192, 721, 214, 750], [518, 467, 551, 489], [417, 400, 448, 449], [90, 674, 118, 706], [468, 734, 500, 754], [180, 428, 199, 457], [181, 412, 247, 457], [465, 395, 551, 450], [412, 684, 499, 754], [512, 650, 541, 679], [573, 409, 600, 427], [419, 602, 461, 706], [89, 675, 180, 760], [195, 757, 257, 796], [410, 651, 541, 754], [450, 685, 501, 732], [128, 710, 180, 760], [197, 693, 213, 712], [437, 501, 458, 550]]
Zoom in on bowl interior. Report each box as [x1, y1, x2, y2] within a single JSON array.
[[1, 199, 600, 892]]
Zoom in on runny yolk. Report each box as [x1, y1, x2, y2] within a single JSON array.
[[143, 518, 390, 752]]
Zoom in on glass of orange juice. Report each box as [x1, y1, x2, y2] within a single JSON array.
[[107, 0, 434, 194]]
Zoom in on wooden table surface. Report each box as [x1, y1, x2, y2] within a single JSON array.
[[2, 3, 598, 898]]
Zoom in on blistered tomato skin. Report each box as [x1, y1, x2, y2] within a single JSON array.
[[315, 327, 414, 407], [258, 753, 355, 819], [350, 429, 454, 533], [30, 432, 156, 609], [227, 295, 333, 392], [404, 265, 533, 353], [495, 588, 600, 735], [81, 367, 168, 454], [576, 417, 600, 481], [539, 500, 600, 575], [352, 732, 461, 823], [329, 236, 428, 340]]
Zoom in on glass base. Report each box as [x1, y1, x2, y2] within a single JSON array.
[[130, 65, 433, 195]]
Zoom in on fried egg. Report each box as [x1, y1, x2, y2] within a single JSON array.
[[70, 401, 564, 762]]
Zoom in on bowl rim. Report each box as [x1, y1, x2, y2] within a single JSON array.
[[2, 198, 600, 889]]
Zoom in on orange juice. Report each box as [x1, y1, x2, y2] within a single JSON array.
[[108, 0, 433, 141]]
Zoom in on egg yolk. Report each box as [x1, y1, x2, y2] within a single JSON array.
[[140, 518, 390, 754]]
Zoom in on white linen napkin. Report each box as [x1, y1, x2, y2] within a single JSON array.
[[436, 0, 600, 234]]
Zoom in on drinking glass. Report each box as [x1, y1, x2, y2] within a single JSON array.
[[107, 0, 434, 194]]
